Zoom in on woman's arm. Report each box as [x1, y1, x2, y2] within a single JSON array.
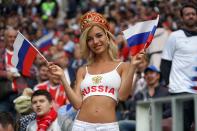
[[118, 52, 145, 101], [49, 64, 84, 109]]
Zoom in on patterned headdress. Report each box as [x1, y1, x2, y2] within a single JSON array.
[[80, 12, 109, 32]]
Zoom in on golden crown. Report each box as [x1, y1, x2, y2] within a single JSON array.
[[80, 12, 109, 32]]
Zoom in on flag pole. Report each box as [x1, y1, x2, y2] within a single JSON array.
[[17, 31, 49, 64]]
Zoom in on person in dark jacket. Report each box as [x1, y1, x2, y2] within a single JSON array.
[[119, 65, 171, 131]]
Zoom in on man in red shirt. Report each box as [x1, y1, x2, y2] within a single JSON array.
[[0, 28, 28, 117], [34, 70, 68, 110]]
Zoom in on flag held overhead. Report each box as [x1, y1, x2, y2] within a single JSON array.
[[123, 15, 159, 56]]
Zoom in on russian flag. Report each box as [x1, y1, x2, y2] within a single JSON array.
[[12, 32, 38, 77], [35, 32, 54, 52], [123, 15, 159, 56]]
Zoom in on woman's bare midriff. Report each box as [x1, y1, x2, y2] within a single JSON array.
[[76, 96, 117, 123]]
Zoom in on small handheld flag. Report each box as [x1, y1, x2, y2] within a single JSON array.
[[35, 32, 54, 52], [123, 15, 159, 56], [12, 32, 48, 76]]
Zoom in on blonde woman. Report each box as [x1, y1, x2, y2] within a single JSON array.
[[49, 12, 145, 131]]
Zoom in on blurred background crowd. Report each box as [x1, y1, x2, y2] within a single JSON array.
[[0, 0, 196, 131]]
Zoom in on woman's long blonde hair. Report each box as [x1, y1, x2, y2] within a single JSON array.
[[79, 25, 118, 64]]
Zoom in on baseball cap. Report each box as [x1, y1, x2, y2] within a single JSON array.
[[144, 65, 160, 73]]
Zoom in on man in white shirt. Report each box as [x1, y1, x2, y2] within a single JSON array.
[[160, 3, 197, 131]]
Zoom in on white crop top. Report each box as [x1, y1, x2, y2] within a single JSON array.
[[80, 62, 122, 101]]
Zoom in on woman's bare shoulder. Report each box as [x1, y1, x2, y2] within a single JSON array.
[[115, 60, 130, 74], [77, 65, 87, 77], [119, 61, 130, 69]]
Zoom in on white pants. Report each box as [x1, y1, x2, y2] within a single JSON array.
[[71, 119, 120, 131]]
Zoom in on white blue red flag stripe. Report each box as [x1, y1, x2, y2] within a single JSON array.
[[12, 32, 38, 77], [35, 32, 54, 52], [123, 15, 159, 56], [191, 67, 197, 81], [191, 66, 197, 90]]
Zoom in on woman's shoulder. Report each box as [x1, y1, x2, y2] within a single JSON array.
[[76, 65, 87, 78], [112, 60, 130, 74], [118, 61, 130, 69], [77, 65, 86, 72]]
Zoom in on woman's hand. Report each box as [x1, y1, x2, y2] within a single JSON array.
[[48, 62, 65, 80], [131, 50, 146, 68]]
